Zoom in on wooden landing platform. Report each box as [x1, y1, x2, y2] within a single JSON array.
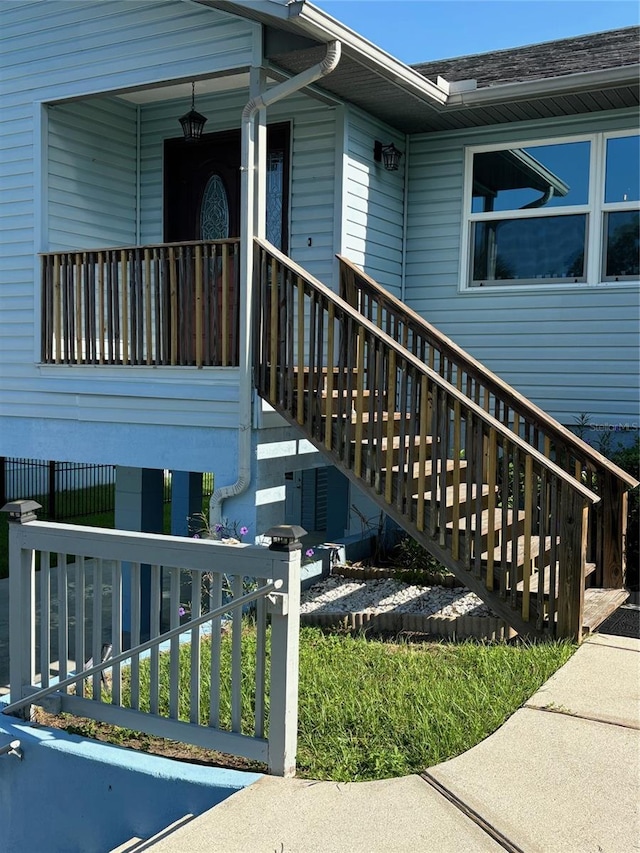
[[582, 588, 630, 634]]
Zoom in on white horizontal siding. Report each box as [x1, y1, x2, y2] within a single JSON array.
[[343, 106, 405, 295], [406, 109, 640, 423]]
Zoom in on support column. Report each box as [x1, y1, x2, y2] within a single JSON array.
[[115, 467, 164, 643], [170, 471, 203, 537]]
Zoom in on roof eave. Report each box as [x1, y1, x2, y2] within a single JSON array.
[[445, 64, 640, 106], [287, 2, 448, 105], [199, 0, 449, 106]]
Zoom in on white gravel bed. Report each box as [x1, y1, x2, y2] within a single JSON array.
[[300, 575, 494, 618]]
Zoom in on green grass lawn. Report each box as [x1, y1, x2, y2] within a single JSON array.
[[111, 623, 575, 782]]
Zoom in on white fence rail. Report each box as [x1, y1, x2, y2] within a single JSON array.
[[2, 502, 301, 776]]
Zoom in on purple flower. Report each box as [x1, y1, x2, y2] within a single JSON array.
[[305, 548, 315, 558], [178, 606, 186, 617], [214, 523, 223, 533], [192, 533, 201, 539], [240, 526, 249, 536]]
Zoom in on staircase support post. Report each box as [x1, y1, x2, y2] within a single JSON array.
[[557, 488, 588, 641], [601, 473, 627, 589]]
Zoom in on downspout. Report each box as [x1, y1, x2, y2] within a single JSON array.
[[209, 40, 342, 527]]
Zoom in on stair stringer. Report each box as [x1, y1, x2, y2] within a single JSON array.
[[268, 402, 545, 639]]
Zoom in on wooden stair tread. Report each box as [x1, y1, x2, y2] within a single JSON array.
[[448, 507, 524, 536], [508, 561, 597, 597], [386, 458, 467, 477], [355, 433, 433, 449], [415, 482, 491, 504], [582, 588, 630, 633]]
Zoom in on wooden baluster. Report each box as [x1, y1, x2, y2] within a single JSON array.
[[284, 268, 295, 413], [75, 253, 82, 362], [297, 275, 305, 425], [97, 252, 105, 364], [120, 249, 129, 365], [485, 428, 497, 590], [416, 375, 429, 532], [601, 473, 627, 589], [233, 242, 241, 365], [451, 397, 462, 560], [54, 255, 61, 363], [510, 447, 520, 609], [324, 302, 335, 449], [353, 327, 366, 479], [169, 247, 178, 366], [145, 248, 152, 365], [195, 244, 203, 368], [312, 291, 324, 439], [385, 350, 396, 506], [221, 243, 229, 366], [548, 477, 559, 632], [557, 487, 587, 641], [521, 455, 534, 623], [537, 469, 549, 632], [269, 257, 278, 400]]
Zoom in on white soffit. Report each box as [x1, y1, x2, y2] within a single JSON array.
[[118, 71, 255, 104]]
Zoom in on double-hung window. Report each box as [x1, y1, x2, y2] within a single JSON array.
[[463, 130, 639, 288]]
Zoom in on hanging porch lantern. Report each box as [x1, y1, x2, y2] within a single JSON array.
[[179, 81, 208, 142]]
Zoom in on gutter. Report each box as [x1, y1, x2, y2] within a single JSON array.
[[209, 39, 342, 526], [445, 64, 640, 107]]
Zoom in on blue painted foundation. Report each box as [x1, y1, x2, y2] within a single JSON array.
[[0, 716, 261, 853]]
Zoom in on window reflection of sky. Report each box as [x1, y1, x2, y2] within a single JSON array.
[[472, 141, 590, 212], [606, 136, 640, 203]]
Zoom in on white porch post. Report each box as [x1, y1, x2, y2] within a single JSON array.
[[2, 500, 38, 719], [267, 539, 301, 777]]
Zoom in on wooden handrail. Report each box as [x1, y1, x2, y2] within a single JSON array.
[[338, 255, 638, 491], [39, 238, 240, 258], [256, 238, 599, 504]]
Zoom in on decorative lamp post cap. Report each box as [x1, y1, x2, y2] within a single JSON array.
[[266, 524, 307, 552], [1, 500, 42, 524]]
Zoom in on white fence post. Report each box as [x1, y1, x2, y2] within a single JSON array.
[[2, 500, 39, 720], [267, 527, 302, 777]]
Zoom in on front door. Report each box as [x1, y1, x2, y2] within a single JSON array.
[[164, 123, 290, 249], [163, 124, 290, 366]]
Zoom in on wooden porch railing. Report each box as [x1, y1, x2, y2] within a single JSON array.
[[255, 238, 603, 640], [41, 239, 240, 367], [338, 256, 638, 589]]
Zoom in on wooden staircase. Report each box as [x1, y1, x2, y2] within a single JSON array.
[[253, 239, 638, 640]]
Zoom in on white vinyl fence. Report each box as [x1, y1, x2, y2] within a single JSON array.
[[2, 502, 301, 776]]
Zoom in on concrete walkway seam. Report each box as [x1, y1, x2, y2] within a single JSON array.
[[420, 771, 525, 853], [524, 703, 640, 731]]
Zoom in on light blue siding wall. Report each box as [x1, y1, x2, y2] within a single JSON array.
[[1, 0, 255, 103], [406, 109, 640, 424], [344, 107, 405, 295], [0, 0, 258, 468], [140, 90, 339, 287], [47, 99, 137, 250]]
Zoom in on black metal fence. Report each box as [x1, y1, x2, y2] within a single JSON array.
[[0, 458, 115, 520]]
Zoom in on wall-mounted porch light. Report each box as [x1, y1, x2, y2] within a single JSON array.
[[374, 140, 403, 171], [179, 82, 208, 142]]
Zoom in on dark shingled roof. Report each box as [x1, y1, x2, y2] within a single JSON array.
[[413, 26, 640, 88]]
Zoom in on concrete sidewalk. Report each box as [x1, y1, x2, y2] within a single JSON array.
[[147, 633, 640, 853]]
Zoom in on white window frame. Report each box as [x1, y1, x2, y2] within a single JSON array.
[[460, 129, 639, 292]]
